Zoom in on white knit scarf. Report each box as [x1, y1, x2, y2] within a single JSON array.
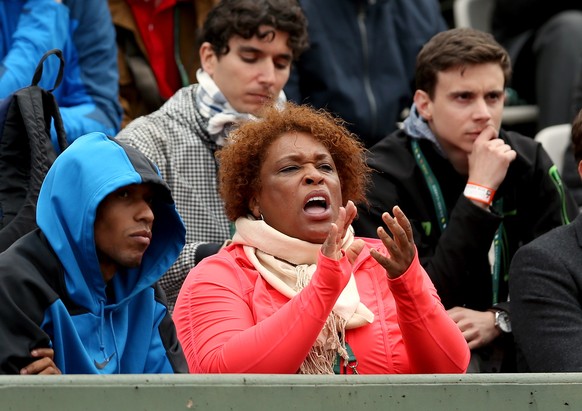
[[232, 217, 374, 374], [195, 69, 287, 145]]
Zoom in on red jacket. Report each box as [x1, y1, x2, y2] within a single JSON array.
[[173, 238, 470, 374]]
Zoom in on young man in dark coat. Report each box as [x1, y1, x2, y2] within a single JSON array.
[[353, 28, 579, 372]]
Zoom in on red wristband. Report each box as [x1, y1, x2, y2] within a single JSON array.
[[464, 182, 496, 206]]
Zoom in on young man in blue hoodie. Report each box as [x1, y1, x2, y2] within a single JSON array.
[[0, 132, 187, 374]]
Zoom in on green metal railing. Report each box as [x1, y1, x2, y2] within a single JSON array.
[[2, 373, 582, 410]]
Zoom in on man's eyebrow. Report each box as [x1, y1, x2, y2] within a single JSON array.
[[449, 88, 504, 97], [449, 90, 474, 97], [237, 45, 292, 61], [277, 53, 293, 62], [237, 45, 261, 53]]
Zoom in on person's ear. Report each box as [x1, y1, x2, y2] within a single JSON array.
[[577, 159, 582, 181], [249, 196, 261, 219], [414, 90, 433, 121], [199, 42, 217, 76]]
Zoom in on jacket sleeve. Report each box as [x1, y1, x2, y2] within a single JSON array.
[[356, 133, 579, 310], [145, 283, 188, 373], [0, 265, 54, 374], [173, 250, 352, 373], [0, 0, 69, 94], [509, 233, 582, 372], [354, 159, 502, 309], [422, 138, 578, 309], [388, 252, 470, 373], [53, 0, 121, 142], [422, 195, 502, 308]]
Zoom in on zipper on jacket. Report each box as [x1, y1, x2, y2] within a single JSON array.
[[357, 2, 378, 140]]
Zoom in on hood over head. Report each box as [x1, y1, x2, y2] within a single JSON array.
[[37, 132, 185, 313]]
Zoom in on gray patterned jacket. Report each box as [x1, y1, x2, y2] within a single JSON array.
[[117, 84, 230, 311]]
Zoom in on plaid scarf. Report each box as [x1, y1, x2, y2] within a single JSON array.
[[195, 69, 287, 146]]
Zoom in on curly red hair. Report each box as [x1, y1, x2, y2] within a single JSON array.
[[216, 103, 371, 221]]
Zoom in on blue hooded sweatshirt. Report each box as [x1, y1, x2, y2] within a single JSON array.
[[0, 132, 187, 374]]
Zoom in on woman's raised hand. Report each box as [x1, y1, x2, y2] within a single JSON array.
[[321, 200, 364, 263], [370, 206, 415, 279]]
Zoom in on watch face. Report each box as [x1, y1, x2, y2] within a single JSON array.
[[498, 311, 512, 333]]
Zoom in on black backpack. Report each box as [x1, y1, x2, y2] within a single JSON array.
[[0, 49, 68, 253]]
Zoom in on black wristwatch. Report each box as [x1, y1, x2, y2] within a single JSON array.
[[494, 310, 512, 333]]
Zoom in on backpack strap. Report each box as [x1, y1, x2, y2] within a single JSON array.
[[31, 49, 65, 91], [30, 49, 67, 152]]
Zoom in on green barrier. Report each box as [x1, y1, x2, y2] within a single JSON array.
[[1, 373, 582, 410]]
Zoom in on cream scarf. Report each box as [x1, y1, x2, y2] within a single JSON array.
[[233, 217, 374, 374]]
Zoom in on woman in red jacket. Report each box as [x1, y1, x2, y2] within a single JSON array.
[[173, 103, 470, 374]]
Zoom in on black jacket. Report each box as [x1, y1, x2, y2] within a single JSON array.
[[510, 214, 582, 372], [353, 129, 579, 311]]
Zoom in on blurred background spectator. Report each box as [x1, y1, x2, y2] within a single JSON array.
[[284, 0, 446, 148], [491, 1, 582, 131], [0, 0, 122, 147], [109, 0, 219, 127]]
